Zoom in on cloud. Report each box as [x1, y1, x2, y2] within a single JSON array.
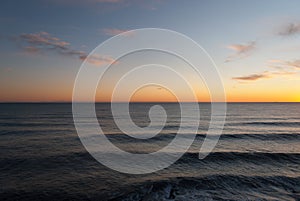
[[225, 41, 256, 62], [267, 71, 296, 77], [233, 73, 270, 81], [285, 60, 300, 69], [79, 54, 117, 66], [233, 70, 297, 82], [16, 31, 80, 56], [14, 31, 116, 67], [102, 28, 135, 36], [278, 22, 300, 36], [268, 59, 300, 69], [19, 32, 70, 50], [103, 28, 128, 36]]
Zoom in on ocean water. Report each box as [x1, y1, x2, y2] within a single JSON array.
[[0, 103, 300, 201]]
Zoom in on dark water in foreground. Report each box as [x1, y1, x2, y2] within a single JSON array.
[[0, 103, 300, 201]]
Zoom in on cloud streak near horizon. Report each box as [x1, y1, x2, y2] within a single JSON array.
[[232, 56, 300, 82], [233, 70, 297, 82], [233, 73, 269, 81]]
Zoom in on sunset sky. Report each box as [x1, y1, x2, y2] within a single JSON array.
[[1, 0, 300, 102]]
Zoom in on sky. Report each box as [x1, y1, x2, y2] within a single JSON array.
[[1, 0, 300, 102]]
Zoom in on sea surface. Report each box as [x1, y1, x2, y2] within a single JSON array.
[[0, 103, 300, 201]]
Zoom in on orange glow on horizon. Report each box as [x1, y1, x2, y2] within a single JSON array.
[[0, 82, 299, 102]]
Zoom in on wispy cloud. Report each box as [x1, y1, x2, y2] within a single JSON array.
[[233, 70, 297, 82], [225, 41, 256, 62], [269, 59, 300, 69], [277, 22, 300, 36], [19, 32, 70, 50], [102, 28, 134, 36], [285, 60, 300, 69], [14, 31, 116, 67], [16, 31, 71, 54], [79, 54, 117, 66], [233, 73, 269, 81]]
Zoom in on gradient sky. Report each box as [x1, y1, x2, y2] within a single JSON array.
[[1, 0, 300, 102]]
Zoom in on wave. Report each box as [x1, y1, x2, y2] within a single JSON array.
[[180, 151, 300, 164], [1, 151, 299, 172], [0, 128, 75, 136], [2, 175, 299, 201], [0, 122, 72, 128], [112, 175, 300, 201], [1, 151, 300, 201], [211, 133, 300, 140], [104, 133, 300, 142], [227, 121, 300, 127]]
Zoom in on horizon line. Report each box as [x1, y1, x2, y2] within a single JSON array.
[[0, 101, 299, 104]]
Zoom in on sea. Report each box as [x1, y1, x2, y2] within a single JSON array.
[[0, 103, 299, 201]]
